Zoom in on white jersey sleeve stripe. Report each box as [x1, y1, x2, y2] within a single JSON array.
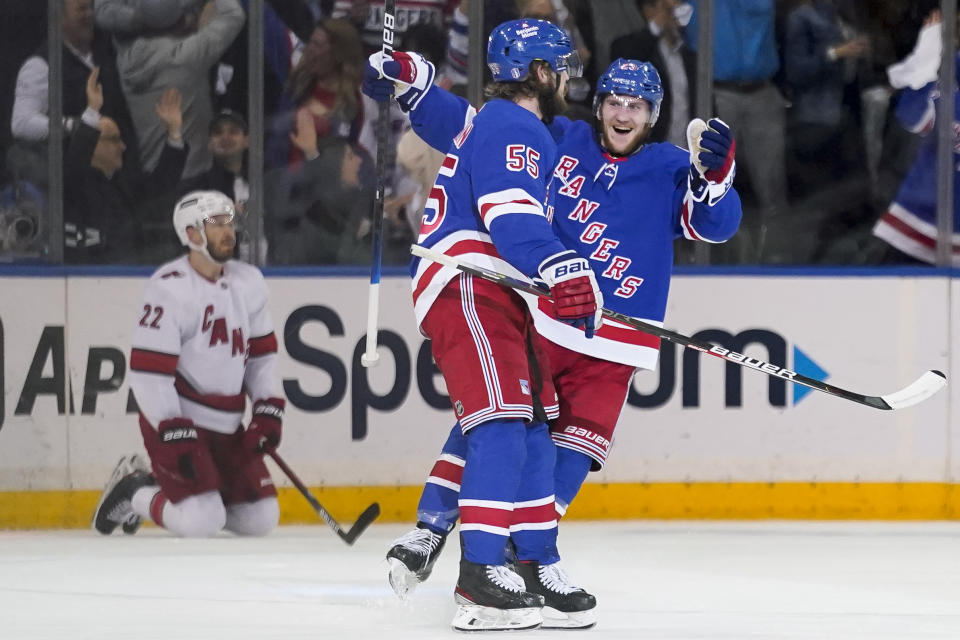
[[680, 192, 724, 243], [477, 187, 545, 228]]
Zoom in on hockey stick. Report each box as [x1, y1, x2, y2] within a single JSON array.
[[269, 451, 380, 545], [410, 244, 947, 411], [361, 0, 397, 368]]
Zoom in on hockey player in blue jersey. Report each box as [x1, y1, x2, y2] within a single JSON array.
[[367, 19, 604, 631], [873, 10, 960, 265], [365, 52, 742, 626]]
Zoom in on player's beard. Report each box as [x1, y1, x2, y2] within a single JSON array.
[[600, 122, 649, 157], [207, 236, 235, 263], [537, 74, 566, 124]]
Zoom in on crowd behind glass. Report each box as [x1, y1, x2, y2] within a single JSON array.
[[0, 0, 953, 267]]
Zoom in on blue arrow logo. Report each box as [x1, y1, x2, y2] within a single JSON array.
[[792, 346, 829, 405]]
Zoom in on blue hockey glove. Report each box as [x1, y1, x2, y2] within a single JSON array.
[[362, 61, 394, 103], [363, 51, 435, 112], [538, 250, 604, 339], [687, 117, 736, 206]]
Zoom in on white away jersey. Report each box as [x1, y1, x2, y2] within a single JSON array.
[[128, 255, 280, 434]]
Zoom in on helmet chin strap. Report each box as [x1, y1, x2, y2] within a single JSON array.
[[189, 227, 228, 265]]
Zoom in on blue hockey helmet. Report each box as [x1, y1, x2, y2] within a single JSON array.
[[594, 58, 664, 125], [487, 19, 582, 82]]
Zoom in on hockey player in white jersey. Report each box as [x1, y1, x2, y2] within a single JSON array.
[[92, 190, 286, 538], [364, 54, 741, 624]]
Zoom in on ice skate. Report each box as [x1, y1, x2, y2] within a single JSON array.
[[92, 455, 155, 535], [515, 561, 597, 629], [119, 455, 152, 534], [451, 559, 544, 631], [386, 525, 447, 599]]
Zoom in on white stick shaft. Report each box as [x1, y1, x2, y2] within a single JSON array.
[[361, 283, 380, 367]]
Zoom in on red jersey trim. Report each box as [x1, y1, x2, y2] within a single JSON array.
[[460, 504, 514, 528], [511, 501, 557, 525], [536, 298, 660, 348], [429, 459, 465, 484], [130, 348, 178, 375], [412, 239, 502, 304], [248, 332, 279, 358], [174, 374, 246, 413], [681, 197, 704, 241], [880, 210, 960, 253]]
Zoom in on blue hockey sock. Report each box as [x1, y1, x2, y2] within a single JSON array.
[[459, 419, 525, 565], [554, 445, 593, 515], [416, 423, 467, 536], [511, 422, 560, 565]]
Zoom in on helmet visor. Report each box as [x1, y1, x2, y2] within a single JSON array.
[[556, 50, 583, 78], [204, 204, 236, 227]]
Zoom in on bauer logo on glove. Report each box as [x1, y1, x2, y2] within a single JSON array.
[[538, 250, 604, 339], [160, 425, 198, 442]]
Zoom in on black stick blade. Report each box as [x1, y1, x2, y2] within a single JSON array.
[[338, 502, 381, 545]]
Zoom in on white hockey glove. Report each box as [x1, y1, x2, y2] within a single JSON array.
[[538, 250, 603, 339], [363, 51, 435, 112], [687, 117, 736, 206], [887, 17, 942, 90]]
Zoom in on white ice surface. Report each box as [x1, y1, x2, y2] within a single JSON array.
[[1, 521, 959, 639]]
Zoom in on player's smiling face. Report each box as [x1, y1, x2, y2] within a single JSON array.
[[599, 94, 651, 156]]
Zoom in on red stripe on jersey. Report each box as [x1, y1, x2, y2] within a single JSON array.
[[536, 298, 660, 348], [174, 375, 246, 412], [512, 501, 557, 525], [478, 198, 540, 224], [681, 198, 703, 241], [248, 332, 278, 357], [602, 152, 629, 164], [412, 240, 501, 304], [429, 459, 465, 485], [881, 210, 960, 253], [130, 348, 178, 375], [460, 504, 513, 529]]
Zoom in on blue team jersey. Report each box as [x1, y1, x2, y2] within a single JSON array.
[[410, 98, 568, 326], [872, 80, 960, 265], [410, 87, 742, 368], [533, 121, 740, 367]]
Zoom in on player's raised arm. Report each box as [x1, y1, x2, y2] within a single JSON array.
[[363, 50, 476, 152], [671, 117, 743, 242]]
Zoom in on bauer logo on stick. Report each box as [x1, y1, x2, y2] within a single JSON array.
[[382, 13, 394, 53]]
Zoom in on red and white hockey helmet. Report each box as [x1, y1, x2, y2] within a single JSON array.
[[173, 190, 235, 253]]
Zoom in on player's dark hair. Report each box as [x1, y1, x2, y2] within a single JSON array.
[[483, 60, 552, 102], [483, 60, 565, 122]]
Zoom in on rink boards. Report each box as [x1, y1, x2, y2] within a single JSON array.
[[0, 270, 956, 527]]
